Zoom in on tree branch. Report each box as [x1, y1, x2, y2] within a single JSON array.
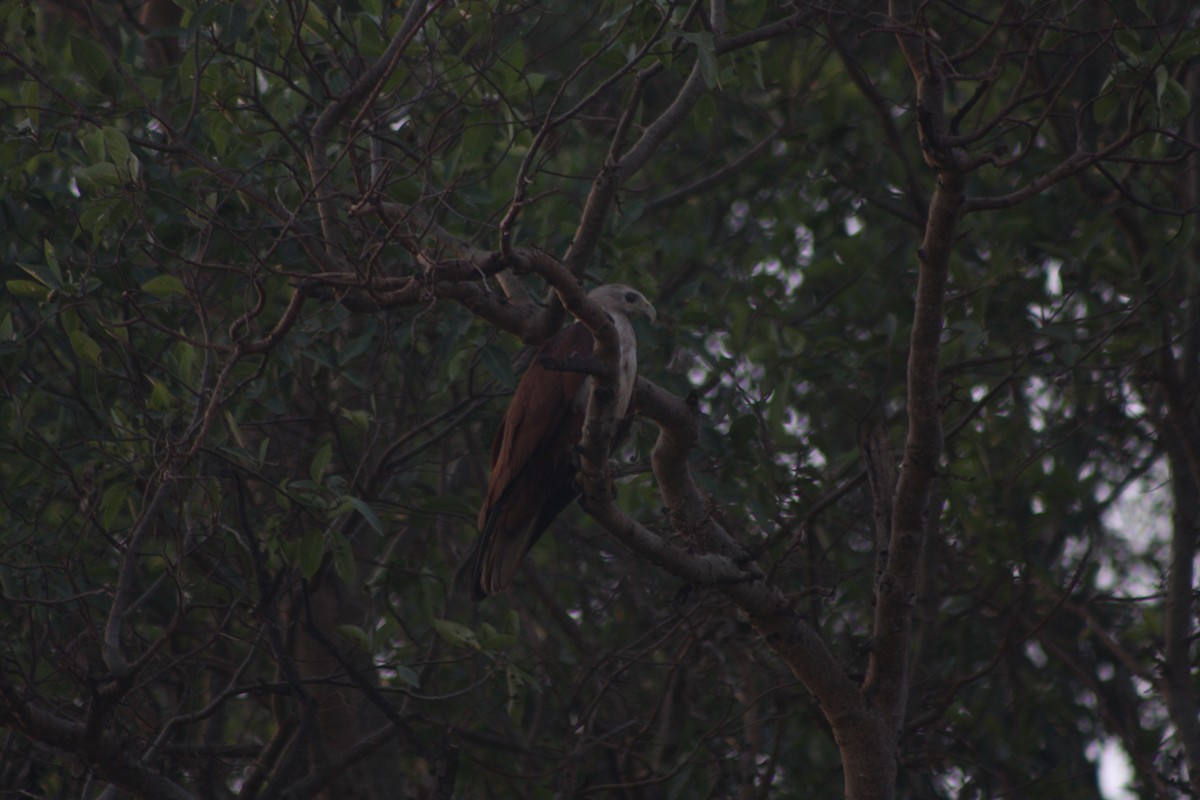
[[1158, 343, 1200, 795], [102, 477, 172, 677], [0, 676, 196, 800], [307, 0, 438, 249]]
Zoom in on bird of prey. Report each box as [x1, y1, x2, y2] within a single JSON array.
[[470, 284, 656, 598]]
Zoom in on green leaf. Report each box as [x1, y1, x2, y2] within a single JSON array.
[[1158, 77, 1190, 127], [505, 662, 541, 691], [78, 198, 120, 239], [432, 618, 480, 649], [174, 340, 195, 378], [17, 262, 61, 291], [1158, 30, 1200, 64], [102, 127, 133, 170], [339, 407, 372, 434], [479, 622, 518, 650], [100, 482, 129, 530], [223, 410, 246, 449], [20, 81, 39, 130], [1114, 30, 1141, 61], [459, 120, 494, 164], [68, 329, 102, 365], [393, 665, 421, 688], [69, 37, 112, 90], [297, 529, 326, 579], [328, 530, 356, 584], [343, 496, 385, 535], [766, 368, 793, 435], [299, 2, 335, 44], [147, 378, 176, 411], [336, 623, 371, 651], [42, 241, 63, 287], [337, 331, 375, 366], [216, 3, 247, 45], [141, 275, 186, 298], [73, 162, 122, 191], [502, 40, 525, 72], [79, 127, 107, 164], [103, 319, 129, 342], [504, 662, 541, 726], [5, 280, 49, 300], [310, 441, 333, 483]]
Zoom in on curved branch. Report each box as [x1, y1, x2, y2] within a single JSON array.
[[715, 10, 810, 53], [564, 35, 711, 275], [645, 127, 784, 214], [499, 7, 676, 260], [0, 676, 196, 800], [829, 23, 928, 225], [963, 133, 1137, 212], [588, 376, 881, 789], [562, 64, 670, 275], [463, 244, 883, 786], [635, 379, 751, 563], [103, 478, 171, 677], [307, 0, 440, 249]]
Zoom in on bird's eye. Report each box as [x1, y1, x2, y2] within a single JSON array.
[[624, 291, 637, 303]]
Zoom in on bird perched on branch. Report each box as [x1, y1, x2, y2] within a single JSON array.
[[470, 284, 656, 599]]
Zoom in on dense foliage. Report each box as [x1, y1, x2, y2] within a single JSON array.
[[1, 1, 1198, 798]]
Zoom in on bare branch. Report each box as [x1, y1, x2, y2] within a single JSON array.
[[102, 479, 172, 677], [716, 10, 810, 53], [563, 64, 674, 275], [307, 0, 441, 249], [0, 676, 196, 800], [1158, 342, 1200, 795], [963, 134, 1137, 212], [645, 128, 785, 214]]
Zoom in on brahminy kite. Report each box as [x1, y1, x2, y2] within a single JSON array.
[[470, 284, 656, 598]]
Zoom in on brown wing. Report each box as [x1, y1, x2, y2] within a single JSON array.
[[471, 323, 594, 598]]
